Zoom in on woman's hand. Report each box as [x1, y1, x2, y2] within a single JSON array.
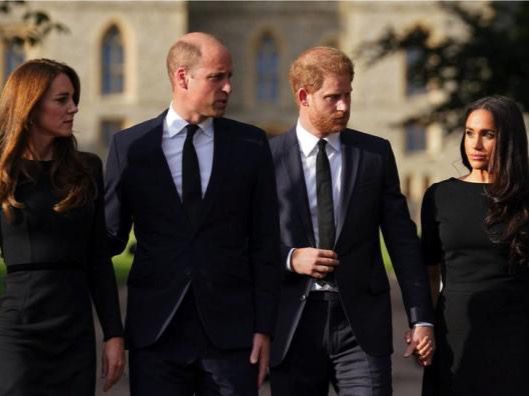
[[101, 336, 125, 392]]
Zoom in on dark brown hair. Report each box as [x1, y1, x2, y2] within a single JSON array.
[[0, 58, 95, 221], [460, 95, 529, 269]]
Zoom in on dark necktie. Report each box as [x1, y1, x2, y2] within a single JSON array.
[[182, 124, 201, 226], [316, 139, 336, 285]]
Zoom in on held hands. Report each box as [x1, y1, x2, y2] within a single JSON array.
[[291, 248, 339, 279], [101, 336, 126, 392], [403, 326, 435, 367], [249, 333, 270, 388]]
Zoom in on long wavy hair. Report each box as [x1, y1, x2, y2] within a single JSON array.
[[460, 95, 529, 269], [0, 59, 96, 221]]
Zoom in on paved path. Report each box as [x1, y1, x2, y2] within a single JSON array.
[[95, 276, 423, 396]]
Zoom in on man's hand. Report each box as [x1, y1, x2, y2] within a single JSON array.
[[403, 326, 435, 367], [101, 337, 125, 392], [249, 333, 270, 388], [291, 248, 338, 279]]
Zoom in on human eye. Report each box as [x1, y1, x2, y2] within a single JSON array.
[[208, 73, 223, 81], [465, 129, 473, 137], [485, 130, 496, 139], [55, 95, 69, 104]]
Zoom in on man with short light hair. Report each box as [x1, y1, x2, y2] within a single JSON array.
[[269, 46, 435, 395], [105, 32, 281, 395]]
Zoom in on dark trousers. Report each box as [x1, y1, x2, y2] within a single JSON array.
[[129, 290, 258, 396], [270, 292, 391, 396]]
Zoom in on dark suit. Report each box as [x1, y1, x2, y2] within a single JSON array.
[[105, 111, 280, 394], [269, 128, 433, 394]]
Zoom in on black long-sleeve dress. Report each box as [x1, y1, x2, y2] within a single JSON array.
[[0, 154, 123, 396], [421, 178, 529, 396]]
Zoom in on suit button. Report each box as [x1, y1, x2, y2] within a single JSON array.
[[300, 294, 307, 301]]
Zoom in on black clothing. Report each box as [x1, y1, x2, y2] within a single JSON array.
[[105, 113, 281, 394], [421, 178, 529, 396], [269, 128, 433, 395], [0, 155, 123, 395], [270, 128, 433, 366]]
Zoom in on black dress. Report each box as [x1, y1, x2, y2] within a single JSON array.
[[421, 178, 529, 396], [0, 154, 123, 396]]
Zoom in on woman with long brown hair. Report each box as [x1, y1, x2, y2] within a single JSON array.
[[0, 59, 124, 394], [421, 95, 529, 395]]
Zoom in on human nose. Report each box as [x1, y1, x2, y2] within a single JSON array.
[[473, 136, 483, 150], [68, 99, 78, 114], [337, 98, 349, 112], [222, 78, 232, 95]]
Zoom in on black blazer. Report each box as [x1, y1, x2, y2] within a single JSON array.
[[270, 128, 434, 365], [105, 111, 281, 350]]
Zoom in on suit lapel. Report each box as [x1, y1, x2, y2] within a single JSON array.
[[336, 131, 362, 243], [145, 112, 185, 207], [281, 129, 316, 247], [194, 117, 231, 228]]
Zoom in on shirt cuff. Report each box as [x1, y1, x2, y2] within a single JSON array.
[[413, 322, 434, 328], [286, 248, 296, 271]]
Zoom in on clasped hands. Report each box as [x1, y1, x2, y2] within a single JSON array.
[[403, 326, 435, 367]]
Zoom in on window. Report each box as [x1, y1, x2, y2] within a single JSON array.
[[405, 123, 426, 153], [3, 41, 25, 83], [101, 26, 124, 94], [100, 119, 124, 148], [405, 47, 426, 96], [256, 33, 279, 103]]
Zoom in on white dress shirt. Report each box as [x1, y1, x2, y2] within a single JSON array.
[[161, 104, 214, 198]]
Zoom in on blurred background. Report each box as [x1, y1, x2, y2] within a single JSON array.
[[1, 1, 528, 394]]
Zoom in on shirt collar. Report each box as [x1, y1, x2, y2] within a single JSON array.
[[295, 120, 341, 158], [164, 103, 214, 138]]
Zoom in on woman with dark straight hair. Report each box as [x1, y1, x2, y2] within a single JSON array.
[[0, 59, 124, 395], [421, 95, 529, 395]]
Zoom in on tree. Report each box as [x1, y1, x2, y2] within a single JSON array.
[[0, 0, 67, 46], [359, 2, 529, 131]]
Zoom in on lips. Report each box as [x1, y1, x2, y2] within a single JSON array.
[[469, 155, 487, 161]]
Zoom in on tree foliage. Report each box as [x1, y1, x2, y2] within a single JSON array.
[[0, 0, 67, 46], [359, 1, 529, 132]]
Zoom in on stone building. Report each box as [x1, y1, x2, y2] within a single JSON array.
[[1, 1, 497, 219]]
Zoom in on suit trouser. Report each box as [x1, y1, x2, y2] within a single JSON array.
[[129, 290, 258, 396], [270, 292, 392, 396]]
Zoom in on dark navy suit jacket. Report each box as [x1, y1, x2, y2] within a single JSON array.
[[270, 128, 434, 365], [105, 111, 281, 350]]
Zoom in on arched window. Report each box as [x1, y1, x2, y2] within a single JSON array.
[[256, 33, 279, 103], [3, 41, 25, 83], [405, 47, 426, 96], [101, 25, 124, 94]]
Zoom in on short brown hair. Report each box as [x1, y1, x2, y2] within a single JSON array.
[[288, 46, 354, 99]]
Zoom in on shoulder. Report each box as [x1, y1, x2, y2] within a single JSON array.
[[112, 111, 166, 145], [78, 151, 104, 179], [423, 178, 458, 203], [78, 151, 103, 169], [215, 117, 266, 141], [269, 128, 296, 155], [341, 128, 390, 151]]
